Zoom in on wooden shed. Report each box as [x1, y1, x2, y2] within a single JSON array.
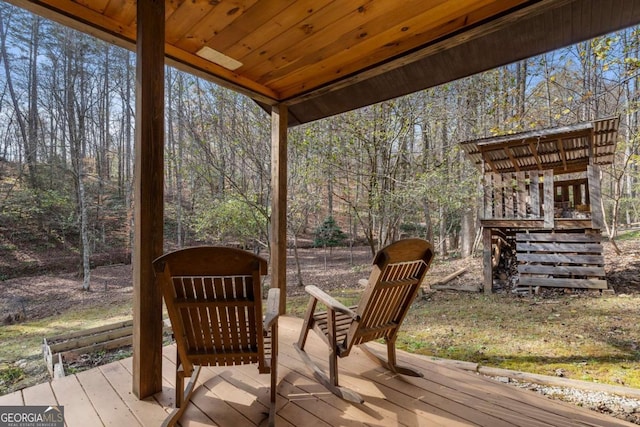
[[460, 117, 620, 294]]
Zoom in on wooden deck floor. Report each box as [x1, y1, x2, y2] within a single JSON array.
[[0, 316, 635, 426]]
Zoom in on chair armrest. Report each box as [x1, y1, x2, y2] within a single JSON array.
[[263, 288, 280, 330], [305, 285, 360, 320]]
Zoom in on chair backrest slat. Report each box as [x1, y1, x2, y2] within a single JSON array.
[[349, 239, 434, 348], [154, 247, 268, 371]]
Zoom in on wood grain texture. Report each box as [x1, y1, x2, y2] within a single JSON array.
[[271, 105, 288, 314], [133, 0, 165, 399]]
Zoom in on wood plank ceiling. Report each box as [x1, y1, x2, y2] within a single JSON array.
[[6, 0, 640, 125]]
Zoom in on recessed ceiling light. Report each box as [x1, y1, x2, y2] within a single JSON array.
[[196, 46, 243, 71]]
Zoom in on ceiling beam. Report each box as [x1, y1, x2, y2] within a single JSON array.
[[528, 141, 543, 170], [556, 138, 568, 171], [503, 146, 520, 172]]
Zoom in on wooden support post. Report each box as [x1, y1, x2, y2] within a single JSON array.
[[494, 173, 503, 218], [516, 171, 525, 218], [133, 0, 165, 399], [479, 167, 485, 220], [504, 173, 514, 218], [482, 227, 493, 294], [530, 173, 539, 218], [562, 184, 570, 207], [543, 170, 554, 229], [483, 172, 492, 219], [574, 184, 582, 206], [271, 104, 288, 314], [588, 165, 604, 229]]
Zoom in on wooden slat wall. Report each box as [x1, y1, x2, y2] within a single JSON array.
[[516, 172, 526, 217], [481, 170, 601, 232], [588, 165, 604, 229], [530, 174, 540, 217], [543, 170, 554, 229], [482, 171, 551, 221], [483, 172, 493, 219], [516, 231, 607, 290]]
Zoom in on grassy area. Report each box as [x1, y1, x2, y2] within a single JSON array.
[[288, 290, 640, 389], [617, 229, 640, 241], [401, 293, 640, 387], [0, 303, 132, 394]]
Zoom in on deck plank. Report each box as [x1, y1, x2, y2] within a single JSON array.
[[277, 401, 333, 427], [283, 356, 460, 426], [281, 317, 635, 427], [278, 351, 467, 427], [100, 360, 169, 426], [398, 347, 634, 427], [75, 363, 142, 425], [308, 345, 517, 427], [50, 374, 103, 426], [0, 390, 24, 405], [279, 318, 493, 426], [212, 359, 295, 427], [385, 354, 573, 427], [22, 381, 56, 406], [199, 369, 270, 425], [188, 374, 260, 426]]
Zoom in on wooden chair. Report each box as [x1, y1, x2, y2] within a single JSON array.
[[153, 246, 279, 427], [295, 238, 434, 403]]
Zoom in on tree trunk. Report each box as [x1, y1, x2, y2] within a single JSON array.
[[63, 29, 91, 290], [0, 12, 34, 186], [460, 206, 475, 258], [27, 14, 40, 189], [78, 165, 91, 290], [293, 234, 303, 286]]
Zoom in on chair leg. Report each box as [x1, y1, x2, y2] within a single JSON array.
[[359, 339, 423, 378], [296, 301, 364, 403], [269, 323, 278, 427], [297, 297, 318, 350], [176, 364, 184, 408], [162, 365, 202, 427], [294, 344, 364, 404]]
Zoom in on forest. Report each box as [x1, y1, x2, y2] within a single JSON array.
[[0, 3, 639, 287]]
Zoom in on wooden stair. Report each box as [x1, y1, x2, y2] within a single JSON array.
[[516, 231, 607, 291]]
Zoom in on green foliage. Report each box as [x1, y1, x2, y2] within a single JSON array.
[[618, 229, 640, 241], [1, 186, 72, 222], [313, 216, 347, 248], [0, 365, 23, 384], [0, 180, 77, 249], [0, 364, 24, 394], [400, 222, 428, 237], [193, 193, 267, 248]]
